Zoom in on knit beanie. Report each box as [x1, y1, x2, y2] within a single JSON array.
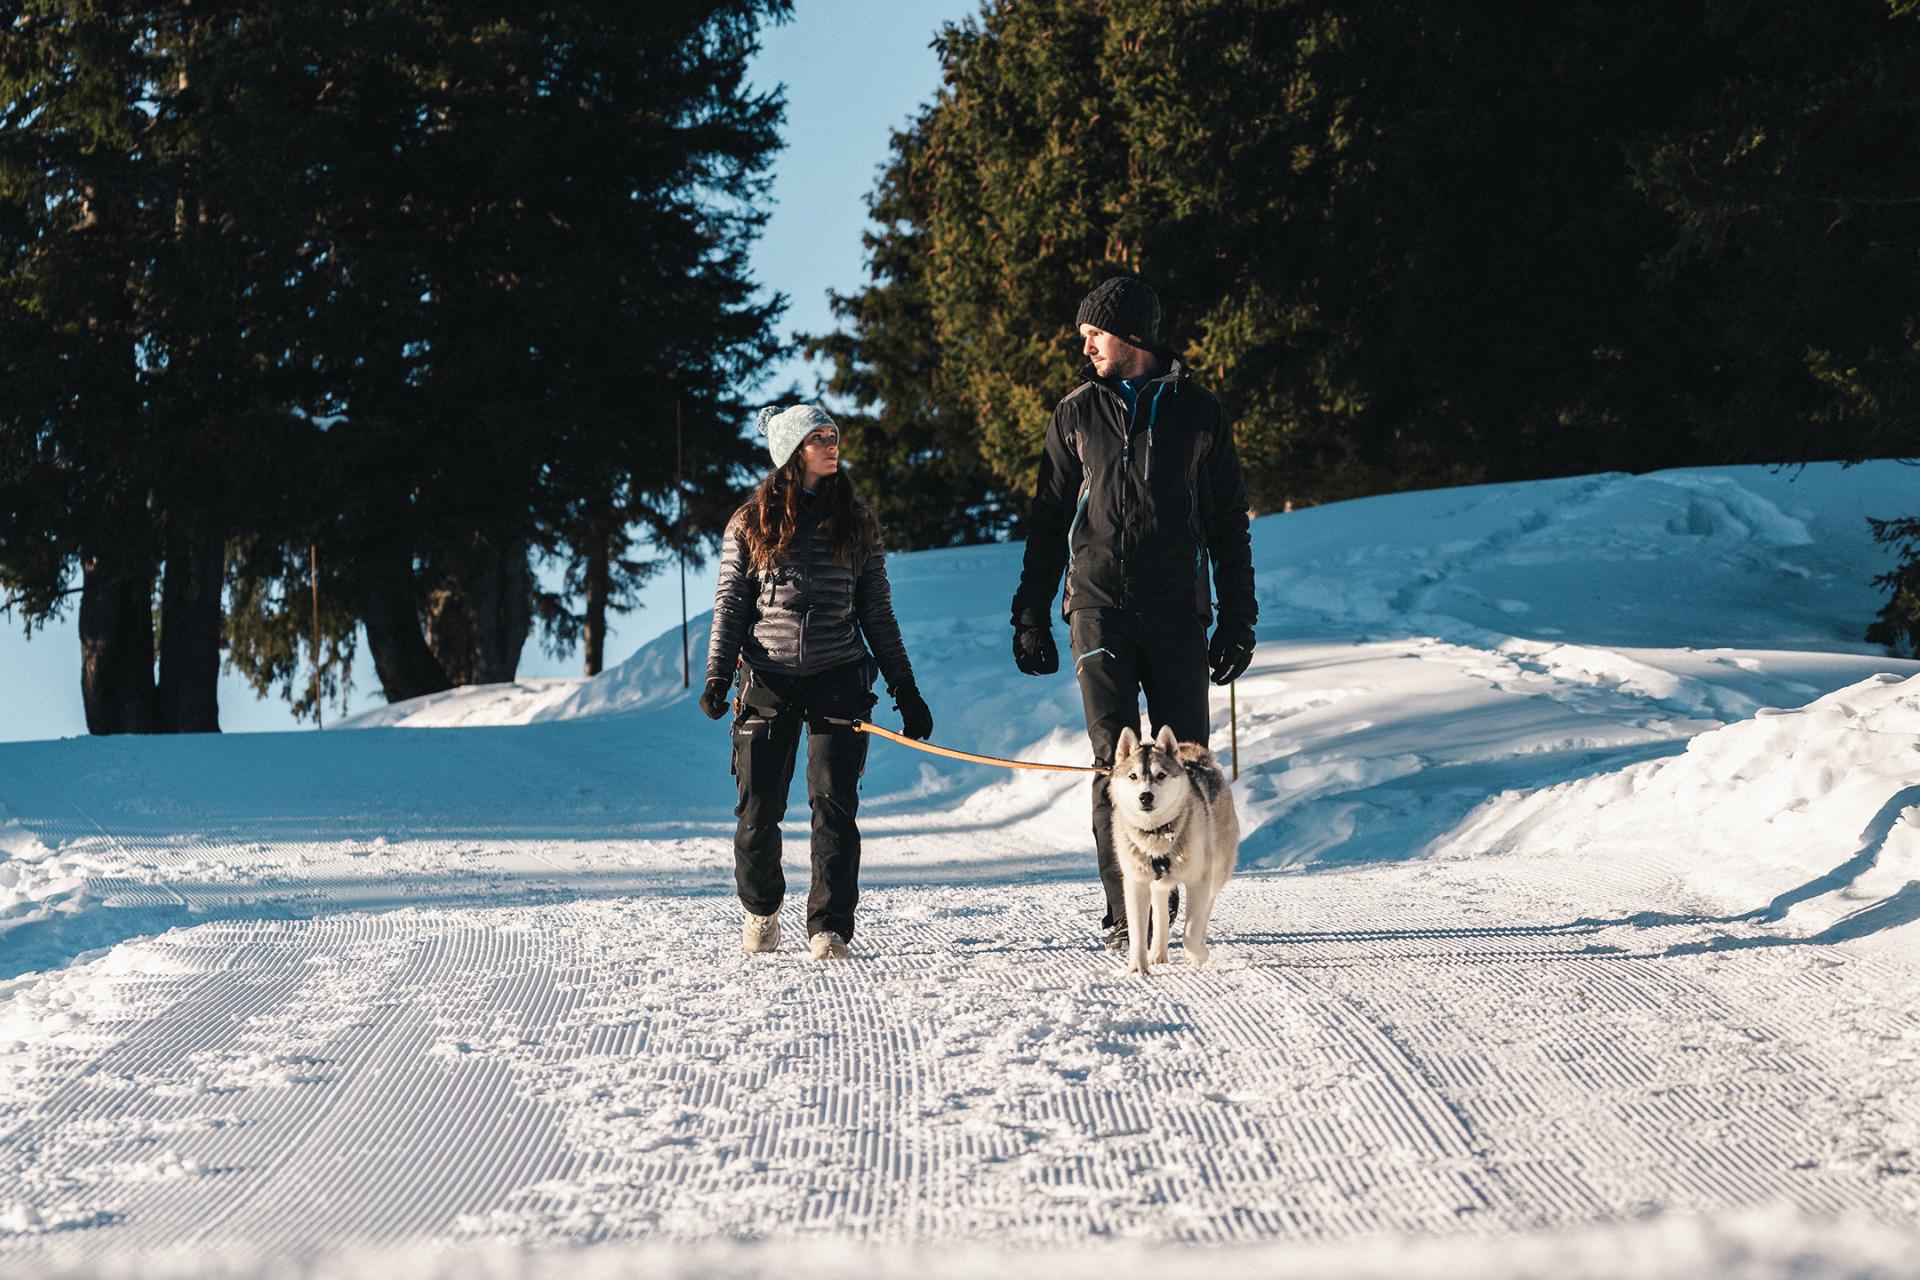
[[1075, 276, 1162, 348], [756, 403, 837, 469]]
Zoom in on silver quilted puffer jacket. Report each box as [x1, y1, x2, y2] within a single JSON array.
[[705, 492, 915, 693]]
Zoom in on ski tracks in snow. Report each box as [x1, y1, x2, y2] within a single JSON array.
[[3, 862, 1916, 1260], [7, 467, 1920, 1265]]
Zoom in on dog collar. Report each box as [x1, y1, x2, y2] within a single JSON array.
[[1146, 822, 1177, 841]]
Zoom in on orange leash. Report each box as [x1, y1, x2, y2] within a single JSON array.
[[852, 719, 1109, 775]]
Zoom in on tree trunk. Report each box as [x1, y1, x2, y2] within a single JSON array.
[[356, 547, 454, 703], [463, 532, 532, 684], [157, 512, 225, 733], [423, 579, 476, 686], [582, 519, 610, 677], [78, 548, 159, 735], [425, 533, 531, 686]]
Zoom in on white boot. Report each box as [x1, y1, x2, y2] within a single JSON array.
[[809, 930, 849, 961], [742, 912, 781, 955]]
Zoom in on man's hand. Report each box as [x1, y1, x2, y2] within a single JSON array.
[[1012, 623, 1059, 676], [894, 685, 934, 741], [1207, 621, 1255, 685], [698, 676, 732, 720]]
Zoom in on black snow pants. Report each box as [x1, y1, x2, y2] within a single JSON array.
[[730, 659, 876, 940], [1070, 609, 1211, 928]]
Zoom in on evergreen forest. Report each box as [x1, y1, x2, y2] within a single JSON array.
[[0, 0, 790, 730], [819, 0, 1920, 648], [2, 0, 1916, 735]]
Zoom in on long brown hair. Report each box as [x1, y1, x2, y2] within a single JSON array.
[[735, 455, 881, 574]]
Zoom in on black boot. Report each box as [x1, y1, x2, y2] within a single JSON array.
[[1103, 891, 1177, 953]]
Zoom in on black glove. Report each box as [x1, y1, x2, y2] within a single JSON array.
[[894, 684, 934, 741], [1012, 623, 1059, 676], [1207, 621, 1255, 686], [698, 675, 732, 720]]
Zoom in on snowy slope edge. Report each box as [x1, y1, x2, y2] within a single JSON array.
[[1433, 672, 1920, 953]]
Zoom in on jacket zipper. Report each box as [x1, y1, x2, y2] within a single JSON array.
[[1092, 372, 1179, 610], [1145, 381, 1168, 482], [1065, 486, 1090, 572], [1119, 413, 1129, 600], [796, 510, 819, 671], [1191, 487, 1204, 568], [1118, 380, 1168, 603]]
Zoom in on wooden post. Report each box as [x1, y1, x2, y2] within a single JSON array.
[[310, 544, 323, 729], [678, 399, 689, 689], [1229, 679, 1238, 781]]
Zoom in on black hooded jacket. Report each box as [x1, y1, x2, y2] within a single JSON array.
[[1011, 358, 1256, 629]]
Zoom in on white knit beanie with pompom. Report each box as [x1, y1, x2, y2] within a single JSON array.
[[756, 403, 837, 469]]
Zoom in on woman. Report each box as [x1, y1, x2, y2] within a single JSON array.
[[699, 404, 933, 960]]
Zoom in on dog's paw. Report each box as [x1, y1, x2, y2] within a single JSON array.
[[1187, 942, 1210, 968], [1124, 959, 1147, 976]]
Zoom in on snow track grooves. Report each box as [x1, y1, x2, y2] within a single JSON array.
[[4, 863, 1916, 1259]]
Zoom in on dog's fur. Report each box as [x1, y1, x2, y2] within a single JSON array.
[[1107, 724, 1239, 974]]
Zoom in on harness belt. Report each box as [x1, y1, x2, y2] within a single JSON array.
[[842, 718, 1110, 775]]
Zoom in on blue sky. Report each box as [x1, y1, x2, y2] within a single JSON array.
[[0, 1, 971, 743]]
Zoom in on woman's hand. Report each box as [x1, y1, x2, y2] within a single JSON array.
[[894, 685, 933, 741], [698, 676, 732, 720]]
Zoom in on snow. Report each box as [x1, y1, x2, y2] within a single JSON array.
[[13, 1211, 1920, 1279], [1435, 671, 1920, 955], [1, 463, 1917, 1275], [332, 678, 584, 729]]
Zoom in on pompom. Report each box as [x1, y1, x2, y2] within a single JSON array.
[[755, 404, 781, 437]]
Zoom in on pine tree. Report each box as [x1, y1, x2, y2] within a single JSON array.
[[1631, 1, 1920, 463], [808, 115, 1021, 550], [1, 1, 792, 725], [1866, 514, 1920, 654], [306, 1, 789, 694], [1630, 1, 1920, 648], [877, 0, 1725, 511], [0, 1, 335, 731], [828, 0, 1919, 644]]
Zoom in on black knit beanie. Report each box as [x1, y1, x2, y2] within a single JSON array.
[[1075, 276, 1161, 348]]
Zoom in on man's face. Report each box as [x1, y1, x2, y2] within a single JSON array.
[[1079, 324, 1155, 380]]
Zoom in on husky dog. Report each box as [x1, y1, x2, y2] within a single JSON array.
[[1108, 724, 1239, 975]]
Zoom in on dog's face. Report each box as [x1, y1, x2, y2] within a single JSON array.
[[1109, 724, 1192, 827]]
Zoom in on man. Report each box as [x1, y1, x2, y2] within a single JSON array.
[[1010, 275, 1257, 951]]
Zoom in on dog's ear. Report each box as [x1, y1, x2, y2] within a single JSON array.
[[1115, 726, 1139, 759], [1154, 724, 1179, 757]]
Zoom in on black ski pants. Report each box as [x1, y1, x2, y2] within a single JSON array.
[[730, 660, 876, 940], [1069, 609, 1211, 928]]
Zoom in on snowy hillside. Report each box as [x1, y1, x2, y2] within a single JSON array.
[[2, 464, 1918, 1277], [390, 462, 1913, 729], [331, 678, 583, 730]]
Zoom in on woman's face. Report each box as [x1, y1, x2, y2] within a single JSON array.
[[798, 426, 840, 484]]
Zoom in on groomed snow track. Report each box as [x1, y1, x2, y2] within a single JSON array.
[[5, 859, 1915, 1262], [8, 465, 1920, 1273]]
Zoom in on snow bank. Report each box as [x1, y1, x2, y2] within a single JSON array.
[[2, 464, 1918, 1269], [333, 678, 583, 730], [0, 803, 94, 938], [533, 619, 711, 721], [1436, 672, 1920, 947], [1253, 465, 1903, 652], [360, 463, 1914, 733], [18, 1209, 1920, 1278], [0, 933, 199, 1107]]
